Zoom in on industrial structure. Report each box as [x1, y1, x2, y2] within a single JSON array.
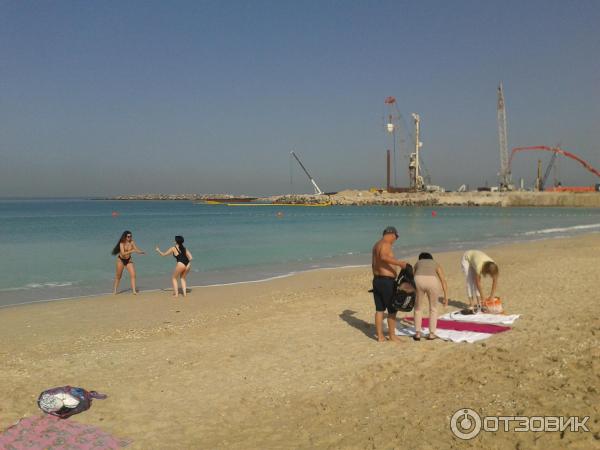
[[384, 96, 404, 187], [497, 83, 599, 192], [378, 84, 598, 194], [409, 113, 424, 190], [509, 145, 600, 192], [539, 151, 559, 191], [384, 97, 425, 192], [497, 82, 512, 190], [290, 151, 324, 195]]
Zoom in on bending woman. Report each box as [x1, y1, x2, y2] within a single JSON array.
[[413, 252, 449, 341], [155, 235, 193, 297], [461, 249, 499, 312], [112, 230, 145, 295]]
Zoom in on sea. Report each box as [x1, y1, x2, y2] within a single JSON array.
[[1, 198, 599, 307]]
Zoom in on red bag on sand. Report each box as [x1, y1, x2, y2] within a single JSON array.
[[482, 297, 503, 314]]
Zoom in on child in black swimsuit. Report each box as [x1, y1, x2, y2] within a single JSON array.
[[156, 235, 193, 297]]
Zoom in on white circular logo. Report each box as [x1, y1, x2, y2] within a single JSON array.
[[450, 408, 482, 440]]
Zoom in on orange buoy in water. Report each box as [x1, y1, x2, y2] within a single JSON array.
[[431, 211, 437, 217], [111, 211, 119, 217]]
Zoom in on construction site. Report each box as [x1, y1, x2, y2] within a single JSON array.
[[268, 83, 600, 207], [381, 84, 600, 195], [115, 84, 600, 208]]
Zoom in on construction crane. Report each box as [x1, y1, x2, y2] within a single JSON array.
[[535, 159, 543, 191], [384, 96, 409, 186], [509, 146, 600, 180], [497, 82, 512, 189], [410, 113, 424, 190], [540, 151, 558, 191], [290, 151, 323, 195]]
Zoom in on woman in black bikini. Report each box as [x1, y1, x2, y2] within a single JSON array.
[[155, 235, 193, 297], [112, 230, 145, 295]]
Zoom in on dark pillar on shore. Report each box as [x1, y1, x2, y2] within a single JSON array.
[[386, 149, 391, 192]]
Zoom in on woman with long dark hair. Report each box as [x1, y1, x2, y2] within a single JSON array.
[[155, 235, 193, 297], [112, 230, 145, 294]]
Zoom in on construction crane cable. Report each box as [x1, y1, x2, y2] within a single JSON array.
[[419, 156, 432, 185]]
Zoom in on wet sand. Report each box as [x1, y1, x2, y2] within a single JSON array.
[[1, 234, 598, 449]]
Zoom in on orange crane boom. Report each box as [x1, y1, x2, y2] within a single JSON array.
[[509, 146, 600, 180]]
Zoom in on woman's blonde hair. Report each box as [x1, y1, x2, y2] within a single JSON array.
[[482, 261, 499, 277]]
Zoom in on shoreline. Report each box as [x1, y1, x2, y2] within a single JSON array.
[[1, 233, 598, 448], [0, 265, 367, 310], [2, 223, 599, 308]]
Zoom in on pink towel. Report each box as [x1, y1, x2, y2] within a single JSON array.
[[405, 317, 511, 334], [0, 414, 131, 449]]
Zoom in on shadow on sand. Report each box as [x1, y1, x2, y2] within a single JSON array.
[[447, 298, 470, 309], [339, 309, 378, 341], [157, 288, 193, 295]]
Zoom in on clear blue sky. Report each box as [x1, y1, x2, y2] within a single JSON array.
[[1, 0, 599, 196]]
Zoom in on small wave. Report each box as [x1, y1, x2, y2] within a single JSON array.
[[47, 282, 74, 287], [194, 264, 370, 289], [0, 281, 75, 293], [523, 223, 600, 236], [196, 273, 296, 288]]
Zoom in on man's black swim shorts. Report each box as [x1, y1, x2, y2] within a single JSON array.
[[372, 275, 397, 314]]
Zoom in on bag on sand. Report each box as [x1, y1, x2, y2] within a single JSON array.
[[482, 297, 503, 314], [37, 386, 107, 418], [391, 264, 417, 312]]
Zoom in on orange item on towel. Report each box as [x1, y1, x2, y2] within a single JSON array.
[[482, 297, 503, 314]]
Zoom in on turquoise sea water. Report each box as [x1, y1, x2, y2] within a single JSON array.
[[1, 199, 599, 307]]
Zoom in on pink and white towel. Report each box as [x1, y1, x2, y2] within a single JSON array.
[[0, 414, 131, 449], [392, 315, 518, 343], [441, 311, 521, 325]]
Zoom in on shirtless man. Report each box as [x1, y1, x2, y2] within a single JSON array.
[[372, 226, 408, 342]]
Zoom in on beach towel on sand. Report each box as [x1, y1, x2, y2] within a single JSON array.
[[405, 317, 511, 333], [0, 415, 132, 449], [394, 324, 495, 343], [441, 311, 521, 325], [389, 317, 514, 343]]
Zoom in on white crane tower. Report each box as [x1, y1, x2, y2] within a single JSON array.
[[410, 113, 424, 190], [497, 82, 512, 189]]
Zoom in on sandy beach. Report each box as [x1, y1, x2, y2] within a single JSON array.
[[1, 234, 598, 449]]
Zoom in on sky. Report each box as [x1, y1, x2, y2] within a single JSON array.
[[1, 0, 599, 197]]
